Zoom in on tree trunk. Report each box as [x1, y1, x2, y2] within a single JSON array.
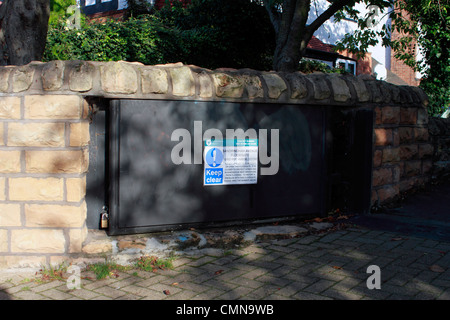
[[0, 0, 50, 66], [265, 0, 355, 72], [271, 0, 311, 72]]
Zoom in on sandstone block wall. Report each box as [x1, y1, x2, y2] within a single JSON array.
[[0, 60, 432, 269], [0, 93, 89, 269], [371, 104, 433, 205], [428, 117, 450, 179]]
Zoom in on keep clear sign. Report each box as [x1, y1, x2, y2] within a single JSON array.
[[204, 139, 258, 186]]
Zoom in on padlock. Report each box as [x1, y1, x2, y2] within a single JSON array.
[[100, 206, 109, 229]]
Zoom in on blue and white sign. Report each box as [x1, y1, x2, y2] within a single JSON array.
[[205, 148, 223, 167], [204, 139, 258, 186], [204, 168, 223, 184]]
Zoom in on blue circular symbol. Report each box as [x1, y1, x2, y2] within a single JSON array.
[[205, 148, 223, 167]]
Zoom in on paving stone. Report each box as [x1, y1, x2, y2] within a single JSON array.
[[94, 286, 128, 299], [40, 288, 75, 300], [246, 284, 281, 299], [2, 226, 449, 300], [304, 279, 336, 294], [322, 288, 364, 300], [68, 288, 102, 300], [11, 290, 46, 300], [227, 277, 264, 289]]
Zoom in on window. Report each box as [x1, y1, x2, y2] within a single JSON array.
[[80, 0, 118, 15], [336, 59, 357, 75]]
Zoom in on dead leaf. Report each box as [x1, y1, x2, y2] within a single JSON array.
[[172, 282, 179, 286], [430, 265, 445, 273], [332, 266, 343, 270], [163, 290, 170, 295], [214, 270, 224, 275]]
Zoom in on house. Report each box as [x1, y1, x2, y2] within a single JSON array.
[[77, 0, 420, 86], [305, 35, 372, 76], [79, 0, 189, 20], [308, 0, 421, 86]]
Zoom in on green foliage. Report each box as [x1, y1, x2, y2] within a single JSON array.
[[44, 0, 275, 71], [49, 0, 86, 26], [335, 0, 450, 116], [298, 59, 343, 74], [156, 0, 275, 70], [124, 0, 155, 18], [43, 15, 188, 65], [135, 255, 174, 272], [87, 262, 131, 280]]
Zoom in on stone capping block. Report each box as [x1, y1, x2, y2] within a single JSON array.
[[41, 60, 65, 91], [69, 60, 95, 92], [0, 61, 428, 107], [328, 74, 351, 102], [261, 73, 287, 99]]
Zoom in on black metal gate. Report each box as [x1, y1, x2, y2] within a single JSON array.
[[105, 100, 328, 235]]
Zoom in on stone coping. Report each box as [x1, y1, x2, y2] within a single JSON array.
[[0, 60, 428, 107]]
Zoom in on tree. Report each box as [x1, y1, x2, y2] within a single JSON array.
[[0, 0, 50, 66], [336, 0, 450, 115], [261, 0, 392, 72], [398, 0, 449, 116], [157, 0, 275, 70]]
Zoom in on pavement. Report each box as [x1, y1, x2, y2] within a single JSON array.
[[1, 181, 449, 302]]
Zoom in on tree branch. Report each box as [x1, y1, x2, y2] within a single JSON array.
[[306, 0, 355, 37], [262, 0, 281, 35]]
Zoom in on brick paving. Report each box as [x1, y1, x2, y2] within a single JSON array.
[[1, 226, 449, 300]]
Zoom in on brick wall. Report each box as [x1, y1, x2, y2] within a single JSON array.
[[0, 61, 430, 269], [389, 11, 420, 87]]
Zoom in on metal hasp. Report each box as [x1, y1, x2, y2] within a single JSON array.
[[106, 100, 329, 235]]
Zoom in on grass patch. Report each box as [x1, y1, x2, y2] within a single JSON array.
[[34, 263, 68, 283], [86, 262, 131, 280], [135, 255, 175, 272], [29, 255, 178, 283]]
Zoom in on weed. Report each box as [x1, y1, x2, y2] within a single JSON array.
[[35, 263, 68, 283], [135, 255, 174, 272], [86, 262, 131, 280]]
